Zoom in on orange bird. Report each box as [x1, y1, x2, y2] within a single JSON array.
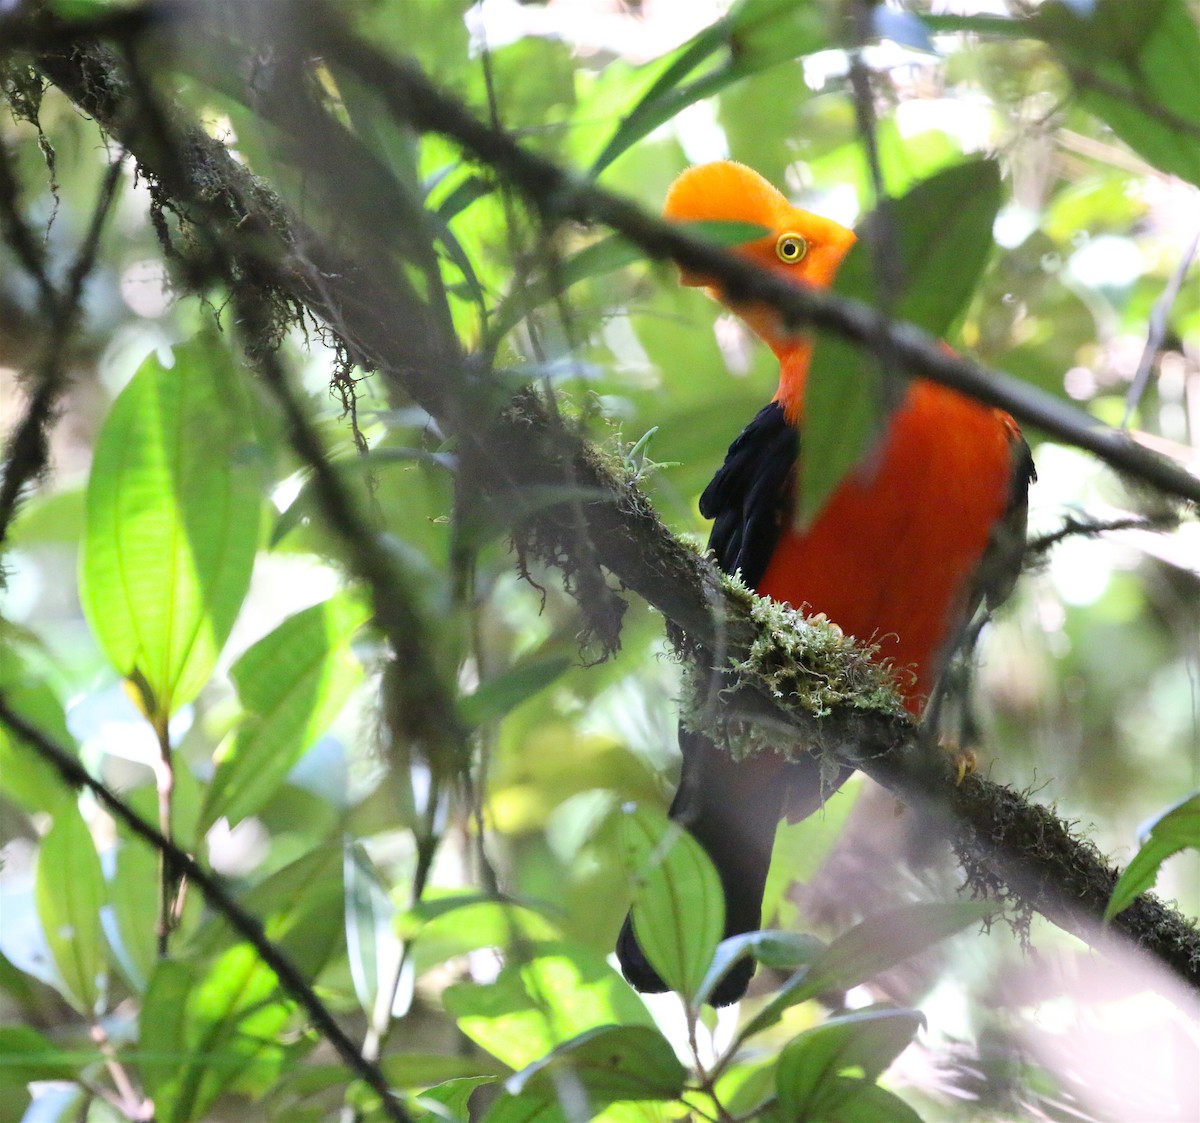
[[617, 161, 1034, 1005]]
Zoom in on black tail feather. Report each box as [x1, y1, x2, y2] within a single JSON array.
[[617, 728, 849, 1006]]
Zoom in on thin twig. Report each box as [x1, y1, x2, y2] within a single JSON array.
[[0, 148, 125, 545], [1123, 225, 1200, 427], [0, 694, 411, 1123], [848, 0, 904, 413], [90, 1020, 151, 1122], [1026, 512, 1185, 560]]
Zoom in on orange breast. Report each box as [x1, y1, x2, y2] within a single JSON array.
[[757, 380, 1015, 713]]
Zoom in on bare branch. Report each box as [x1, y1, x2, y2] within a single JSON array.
[[0, 146, 125, 547], [1123, 226, 1200, 427]]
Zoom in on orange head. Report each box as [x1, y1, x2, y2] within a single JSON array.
[[663, 161, 856, 414]]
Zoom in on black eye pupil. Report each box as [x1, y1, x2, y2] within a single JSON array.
[[777, 235, 806, 263]]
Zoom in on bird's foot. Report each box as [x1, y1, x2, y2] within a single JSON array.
[[945, 744, 978, 785]]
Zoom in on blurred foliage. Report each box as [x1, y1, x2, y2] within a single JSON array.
[[1, 1, 1199, 1121]]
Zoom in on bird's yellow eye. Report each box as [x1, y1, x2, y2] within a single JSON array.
[[775, 233, 808, 263]]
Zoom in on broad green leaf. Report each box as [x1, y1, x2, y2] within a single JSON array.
[[110, 840, 160, 992], [804, 901, 994, 995], [139, 959, 195, 1116], [779, 1077, 926, 1123], [34, 804, 107, 1014], [0, 1025, 79, 1086], [727, 0, 831, 69], [443, 941, 654, 1070], [800, 160, 1003, 521], [588, 0, 827, 176], [382, 1054, 508, 1089], [497, 1025, 685, 1119], [695, 930, 826, 1008], [203, 594, 370, 826], [0, 643, 75, 814], [480, 1094, 564, 1123], [618, 805, 724, 1001], [79, 333, 263, 721], [776, 1007, 925, 1118], [714, 1057, 778, 1116], [416, 1075, 497, 1122], [404, 894, 561, 976], [145, 852, 341, 1119], [148, 944, 295, 1123], [460, 656, 572, 726], [196, 845, 344, 981], [0, 951, 41, 1011], [1105, 791, 1200, 920], [741, 901, 992, 1038]]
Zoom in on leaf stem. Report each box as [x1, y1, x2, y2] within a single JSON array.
[[90, 1020, 151, 1121], [152, 714, 176, 958]]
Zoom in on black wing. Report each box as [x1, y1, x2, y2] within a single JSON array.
[[700, 400, 799, 589], [970, 431, 1037, 619]]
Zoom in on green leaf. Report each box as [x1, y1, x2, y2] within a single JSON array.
[[618, 805, 725, 1001], [727, 0, 831, 70], [800, 160, 1003, 521], [404, 894, 561, 976], [382, 1054, 508, 1089], [460, 656, 572, 726], [79, 333, 263, 721], [34, 804, 107, 1014], [196, 844, 344, 980], [443, 941, 655, 1070], [588, 0, 827, 176], [695, 931, 826, 1008], [0, 1025, 79, 1086], [776, 1007, 925, 1118], [1036, 0, 1200, 187], [804, 901, 994, 994], [741, 901, 991, 1039], [713, 1057, 778, 1116], [787, 1077, 926, 1123], [139, 959, 195, 1117], [416, 1075, 496, 1122], [203, 594, 370, 826], [144, 944, 295, 1123], [110, 840, 160, 992], [0, 643, 76, 815], [1105, 791, 1200, 920], [499, 1025, 686, 1118]]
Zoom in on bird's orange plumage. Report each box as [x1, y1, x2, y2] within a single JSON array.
[[617, 161, 1030, 1006], [665, 161, 1019, 711]]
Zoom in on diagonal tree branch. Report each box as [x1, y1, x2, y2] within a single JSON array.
[[304, 9, 1200, 511], [6, 9, 1199, 996], [0, 696, 413, 1123]]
